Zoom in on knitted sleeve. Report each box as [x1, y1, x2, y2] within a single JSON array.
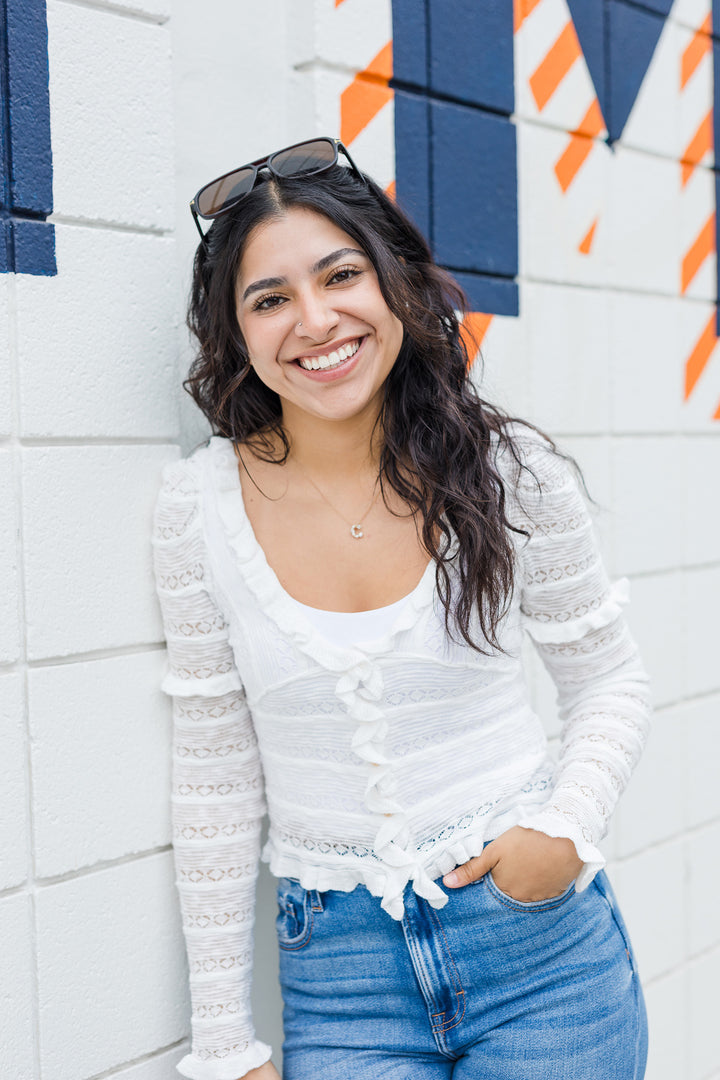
[[152, 456, 272, 1080], [509, 436, 652, 890]]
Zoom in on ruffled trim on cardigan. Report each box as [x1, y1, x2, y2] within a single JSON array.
[[176, 1039, 272, 1080], [520, 577, 630, 643]]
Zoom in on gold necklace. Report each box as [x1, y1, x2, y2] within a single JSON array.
[[296, 465, 381, 540]]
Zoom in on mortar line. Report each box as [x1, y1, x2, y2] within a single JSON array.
[[84, 1038, 188, 1080], [54, 0, 169, 27], [48, 213, 171, 237], [36, 844, 173, 887], [26, 641, 166, 667]]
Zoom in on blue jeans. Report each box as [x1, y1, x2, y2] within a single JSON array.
[[276, 869, 648, 1079]]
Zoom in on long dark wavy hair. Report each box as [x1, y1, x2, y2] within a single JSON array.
[[186, 163, 558, 653]]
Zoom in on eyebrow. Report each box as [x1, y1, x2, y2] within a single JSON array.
[[241, 247, 366, 302]]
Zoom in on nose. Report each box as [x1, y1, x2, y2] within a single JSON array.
[[295, 288, 339, 343]]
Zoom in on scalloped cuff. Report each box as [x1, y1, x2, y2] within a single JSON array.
[[176, 1040, 272, 1080], [513, 812, 606, 893], [161, 668, 243, 698], [521, 577, 630, 644]]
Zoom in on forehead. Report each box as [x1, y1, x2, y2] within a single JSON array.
[[238, 207, 361, 281]]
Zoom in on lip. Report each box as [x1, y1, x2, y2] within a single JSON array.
[[291, 335, 367, 382]]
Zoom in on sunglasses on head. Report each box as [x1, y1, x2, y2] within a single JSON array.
[[190, 136, 365, 244]]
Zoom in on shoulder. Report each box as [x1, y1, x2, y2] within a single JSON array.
[[152, 439, 232, 542], [494, 421, 574, 498]]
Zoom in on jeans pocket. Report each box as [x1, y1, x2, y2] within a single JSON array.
[[276, 877, 318, 951], [484, 870, 577, 912]]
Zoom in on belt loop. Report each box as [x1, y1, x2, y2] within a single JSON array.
[[309, 888, 324, 912]]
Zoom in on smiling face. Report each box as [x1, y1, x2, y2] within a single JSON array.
[[235, 206, 405, 430]]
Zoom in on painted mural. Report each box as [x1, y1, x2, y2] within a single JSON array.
[[332, 0, 719, 423]]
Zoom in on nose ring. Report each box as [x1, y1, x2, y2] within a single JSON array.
[[297, 321, 302, 329]]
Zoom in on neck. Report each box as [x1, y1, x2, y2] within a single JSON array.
[[281, 402, 384, 481]]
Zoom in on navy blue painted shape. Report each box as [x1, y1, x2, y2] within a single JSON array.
[[0, 0, 55, 274], [607, 1, 668, 143], [13, 218, 55, 274], [427, 0, 514, 114], [431, 100, 517, 277], [6, 0, 53, 214], [391, 0, 427, 89], [394, 90, 431, 240], [453, 270, 518, 316], [565, 0, 606, 119], [623, 0, 673, 16]]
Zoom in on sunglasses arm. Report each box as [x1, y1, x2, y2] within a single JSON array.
[[190, 201, 209, 248]]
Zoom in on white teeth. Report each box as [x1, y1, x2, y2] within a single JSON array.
[[298, 339, 361, 371]]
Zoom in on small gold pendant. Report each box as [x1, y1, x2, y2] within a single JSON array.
[[350, 524, 364, 539]]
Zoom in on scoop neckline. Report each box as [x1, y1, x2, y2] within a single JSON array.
[[210, 436, 438, 662]]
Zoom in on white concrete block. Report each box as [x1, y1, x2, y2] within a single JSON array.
[[17, 225, 179, 438], [0, 894, 35, 1080], [0, 276, 12, 437], [687, 822, 720, 956], [684, 436, 720, 564], [104, 1045, 187, 1080], [30, 651, 172, 878], [621, 19, 681, 160], [685, 566, 720, 697], [678, 24, 714, 173], [476, 309, 532, 420], [623, 571, 686, 708], [0, 673, 27, 890], [22, 444, 178, 660], [610, 704, 685, 857], [611, 839, 686, 981], [685, 694, 720, 829], [642, 969, 688, 1080], [518, 118, 610, 289], [47, 1, 173, 230], [688, 948, 720, 1080], [608, 292, 682, 433], [288, 0, 392, 71], [520, 282, 611, 435], [610, 437, 686, 575], [679, 300, 720, 432], [606, 147, 680, 298], [0, 449, 20, 664], [35, 853, 188, 1080]]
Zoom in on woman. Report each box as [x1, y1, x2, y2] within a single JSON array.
[[153, 137, 650, 1080]]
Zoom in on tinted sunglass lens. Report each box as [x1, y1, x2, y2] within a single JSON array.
[[271, 140, 336, 177], [196, 167, 256, 216]]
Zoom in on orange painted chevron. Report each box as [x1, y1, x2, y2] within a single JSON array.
[[340, 42, 393, 147], [514, 0, 543, 33], [680, 13, 712, 89], [529, 21, 582, 111], [554, 99, 604, 192], [681, 212, 715, 294], [461, 313, 493, 366], [681, 110, 713, 185], [685, 312, 717, 398], [578, 218, 598, 254]]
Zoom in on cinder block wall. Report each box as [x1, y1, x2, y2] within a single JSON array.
[[2, 1, 719, 1078], [1, 0, 187, 1077]]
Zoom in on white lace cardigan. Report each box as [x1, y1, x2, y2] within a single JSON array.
[[152, 432, 651, 1080]]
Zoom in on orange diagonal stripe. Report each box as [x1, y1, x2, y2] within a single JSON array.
[[685, 312, 717, 398], [385, 180, 396, 201], [554, 103, 604, 193], [529, 21, 582, 111], [681, 13, 712, 89], [578, 218, 598, 254], [681, 110, 713, 185], [514, 0, 543, 32], [461, 312, 493, 366], [681, 213, 715, 294], [340, 42, 394, 146], [713, 398, 720, 420]]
